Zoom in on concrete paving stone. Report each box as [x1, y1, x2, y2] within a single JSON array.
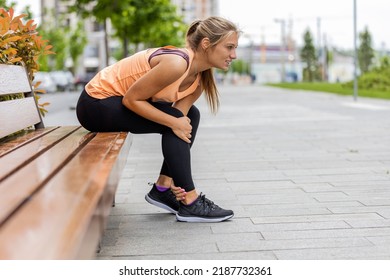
[[98, 251, 278, 260], [260, 227, 390, 240], [237, 192, 317, 205], [99, 237, 220, 257], [319, 174, 390, 183], [117, 219, 213, 238], [358, 199, 390, 206], [242, 205, 332, 217], [330, 180, 390, 188], [273, 246, 390, 260], [295, 160, 385, 169], [217, 237, 372, 253], [365, 235, 390, 246], [297, 183, 339, 193], [328, 206, 390, 216], [234, 187, 307, 197], [310, 192, 357, 203], [283, 167, 383, 177], [104, 231, 262, 257], [211, 218, 351, 234], [228, 180, 297, 191], [251, 213, 384, 224], [290, 174, 389, 184], [345, 219, 390, 228], [225, 170, 289, 182], [244, 201, 363, 210], [341, 189, 390, 197], [376, 209, 390, 219]]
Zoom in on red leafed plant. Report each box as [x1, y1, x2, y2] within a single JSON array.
[[0, 7, 55, 115]]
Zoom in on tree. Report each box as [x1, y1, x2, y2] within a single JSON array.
[[358, 26, 375, 74], [111, 0, 186, 55], [37, 9, 68, 71], [300, 29, 319, 82], [230, 59, 250, 75], [68, 21, 88, 75], [37, 8, 87, 73], [72, 0, 186, 60], [71, 0, 118, 67], [0, 0, 12, 10]]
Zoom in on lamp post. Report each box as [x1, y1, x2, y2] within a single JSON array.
[[275, 18, 286, 82], [353, 0, 358, 101]]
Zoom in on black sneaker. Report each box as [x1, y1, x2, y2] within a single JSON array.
[[176, 193, 234, 222], [145, 183, 180, 214]]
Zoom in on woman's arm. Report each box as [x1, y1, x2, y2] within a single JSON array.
[[173, 84, 203, 115], [122, 55, 193, 143]]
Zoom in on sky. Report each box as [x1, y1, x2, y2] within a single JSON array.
[[218, 0, 389, 50], [11, 0, 390, 50]]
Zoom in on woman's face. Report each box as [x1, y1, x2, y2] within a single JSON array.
[[208, 32, 238, 71]]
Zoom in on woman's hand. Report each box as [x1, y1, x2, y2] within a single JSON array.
[[171, 185, 186, 201], [171, 116, 192, 143]]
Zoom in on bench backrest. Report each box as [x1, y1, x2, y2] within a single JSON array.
[[0, 64, 44, 139]]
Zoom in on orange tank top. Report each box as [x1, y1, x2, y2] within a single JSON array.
[[85, 46, 200, 102]]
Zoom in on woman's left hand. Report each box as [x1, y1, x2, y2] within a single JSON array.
[[171, 185, 186, 201]]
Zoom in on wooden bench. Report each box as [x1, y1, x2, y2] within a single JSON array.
[[0, 64, 132, 259]]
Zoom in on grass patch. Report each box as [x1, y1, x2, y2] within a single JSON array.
[[267, 82, 390, 100]]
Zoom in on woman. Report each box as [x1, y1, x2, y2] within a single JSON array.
[[76, 16, 240, 222]]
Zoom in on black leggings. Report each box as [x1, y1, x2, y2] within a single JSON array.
[[76, 90, 200, 191]]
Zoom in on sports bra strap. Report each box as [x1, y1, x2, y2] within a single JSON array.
[[148, 47, 190, 68]]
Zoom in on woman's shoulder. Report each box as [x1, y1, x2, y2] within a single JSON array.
[[148, 46, 189, 65], [148, 47, 189, 74]]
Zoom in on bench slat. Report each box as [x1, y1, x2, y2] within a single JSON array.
[[0, 127, 59, 157], [0, 132, 131, 259], [0, 97, 43, 139], [0, 127, 94, 224], [0, 64, 31, 95], [0, 126, 82, 182]]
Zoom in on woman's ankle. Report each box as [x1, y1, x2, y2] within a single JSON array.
[[182, 190, 198, 205], [155, 175, 173, 188]]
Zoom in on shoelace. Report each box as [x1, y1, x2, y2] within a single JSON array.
[[198, 193, 217, 211]]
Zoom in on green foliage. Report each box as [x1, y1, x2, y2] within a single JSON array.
[[72, 0, 186, 58], [267, 81, 390, 100], [358, 27, 375, 74], [343, 56, 390, 93], [36, 9, 87, 73], [37, 24, 68, 71], [300, 29, 320, 82], [0, 0, 12, 10], [0, 7, 54, 115], [139, 1, 186, 48], [230, 59, 250, 75], [68, 21, 88, 74]]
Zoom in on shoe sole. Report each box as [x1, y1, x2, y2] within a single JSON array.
[[176, 213, 234, 223], [145, 194, 178, 214]]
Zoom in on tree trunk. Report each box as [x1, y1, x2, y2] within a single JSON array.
[[104, 19, 109, 67]]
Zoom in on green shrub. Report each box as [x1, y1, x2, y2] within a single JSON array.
[[0, 7, 54, 115]]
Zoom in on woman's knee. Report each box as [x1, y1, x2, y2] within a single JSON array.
[[152, 102, 184, 118], [188, 105, 200, 125]]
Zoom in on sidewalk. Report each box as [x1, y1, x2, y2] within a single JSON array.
[[46, 85, 390, 260]]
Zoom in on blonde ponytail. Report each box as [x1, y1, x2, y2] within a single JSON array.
[[186, 17, 240, 114]]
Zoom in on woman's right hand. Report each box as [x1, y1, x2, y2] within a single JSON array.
[[171, 116, 192, 143]]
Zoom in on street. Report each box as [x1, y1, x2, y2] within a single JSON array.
[[38, 91, 80, 126]]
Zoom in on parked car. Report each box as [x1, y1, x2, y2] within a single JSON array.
[[50, 70, 75, 91], [34, 71, 57, 93], [74, 72, 96, 90]]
